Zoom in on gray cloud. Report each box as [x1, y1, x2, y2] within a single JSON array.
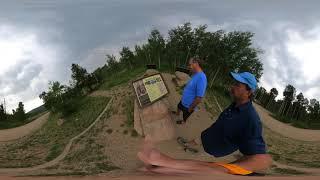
[[0, 60, 40, 95], [1, 0, 320, 111]]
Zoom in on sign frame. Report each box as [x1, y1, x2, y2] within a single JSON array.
[[132, 73, 169, 108]]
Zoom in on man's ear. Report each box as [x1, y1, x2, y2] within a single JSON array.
[[247, 90, 252, 98]]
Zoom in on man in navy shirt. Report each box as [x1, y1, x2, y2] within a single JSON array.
[[192, 72, 267, 157], [173, 57, 207, 124], [137, 72, 272, 175]]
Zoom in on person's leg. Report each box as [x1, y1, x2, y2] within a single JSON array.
[[182, 109, 193, 123], [187, 137, 202, 146], [176, 103, 192, 124], [145, 166, 206, 176], [137, 137, 227, 174], [176, 101, 183, 116]]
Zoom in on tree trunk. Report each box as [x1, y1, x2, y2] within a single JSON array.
[[184, 47, 190, 65], [209, 67, 221, 89], [158, 55, 161, 69], [278, 101, 284, 115], [285, 102, 291, 117]]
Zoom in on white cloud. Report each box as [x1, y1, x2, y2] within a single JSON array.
[[0, 25, 64, 112], [258, 25, 320, 101], [286, 28, 320, 84]]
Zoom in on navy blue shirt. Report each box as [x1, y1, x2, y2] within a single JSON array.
[[201, 101, 266, 157]]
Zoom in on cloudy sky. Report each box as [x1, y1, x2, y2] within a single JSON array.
[[0, 0, 320, 112]]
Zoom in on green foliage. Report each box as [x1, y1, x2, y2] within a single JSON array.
[[131, 129, 138, 137], [125, 96, 134, 127], [26, 105, 47, 118], [256, 85, 320, 129], [46, 144, 61, 161], [120, 47, 135, 69], [39, 63, 101, 117], [0, 102, 32, 130], [14, 102, 26, 121], [98, 67, 145, 90], [272, 167, 307, 175], [0, 104, 6, 121]]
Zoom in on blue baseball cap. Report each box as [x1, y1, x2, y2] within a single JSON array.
[[230, 72, 257, 91]]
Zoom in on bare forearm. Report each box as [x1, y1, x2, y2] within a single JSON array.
[[233, 154, 272, 172], [189, 97, 202, 110]]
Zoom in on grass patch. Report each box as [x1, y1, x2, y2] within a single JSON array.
[[106, 129, 113, 134], [272, 167, 307, 175], [125, 96, 134, 127], [45, 144, 62, 161], [0, 96, 110, 168], [131, 129, 138, 137], [270, 114, 320, 130], [99, 67, 145, 90], [0, 111, 48, 130], [204, 87, 232, 117], [39, 106, 118, 176], [268, 151, 281, 161], [264, 126, 320, 168], [209, 86, 232, 109]]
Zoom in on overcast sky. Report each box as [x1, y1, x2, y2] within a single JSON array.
[[1, 0, 320, 112]]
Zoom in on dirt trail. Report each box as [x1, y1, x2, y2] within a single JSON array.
[[0, 112, 49, 142], [254, 103, 320, 142]]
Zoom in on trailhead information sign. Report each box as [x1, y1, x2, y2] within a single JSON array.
[[132, 73, 169, 107]]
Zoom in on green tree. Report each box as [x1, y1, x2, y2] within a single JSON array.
[[15, 102, 26, 121], [266, 88, 278, 109], [0, 104, 6, 121], [106, 54, 119, 71], [120, 47, 135, 69], [71, 63, 89, 91], [166, 22, 194, 67], [147, 29, 165, 68], [308, 99, 320, 123], [39, 81, 66, 112], [280, 84, 296, 116]]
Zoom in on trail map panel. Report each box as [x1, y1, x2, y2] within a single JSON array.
[[133, 73, 168, 107]]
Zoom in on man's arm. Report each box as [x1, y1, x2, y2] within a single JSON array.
[[233, 154, 272, 173], [188, 97, 202, 112]]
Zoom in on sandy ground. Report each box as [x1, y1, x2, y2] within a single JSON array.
[[254, 103, 320, 142], [1, 72, 320, 178], [1, 175, 320, 180], [100, 73, 241, 177], [0, 99, 114, 175], [0, 112, 49, 142]]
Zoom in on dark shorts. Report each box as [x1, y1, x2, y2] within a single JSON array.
[[178, 101, 194, 122]]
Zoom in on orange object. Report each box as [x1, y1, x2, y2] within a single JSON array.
[[208, 162, 253, 175]]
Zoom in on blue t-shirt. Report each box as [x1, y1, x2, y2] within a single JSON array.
[[181, 71, 207, 108], [201, 101, 266, 157]]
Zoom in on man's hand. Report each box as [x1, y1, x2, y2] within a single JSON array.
[[189, 97, 202, 113]]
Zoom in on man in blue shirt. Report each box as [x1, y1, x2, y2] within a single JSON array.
[[173, 57, 207, 124], [137, 72, 272, 176]]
